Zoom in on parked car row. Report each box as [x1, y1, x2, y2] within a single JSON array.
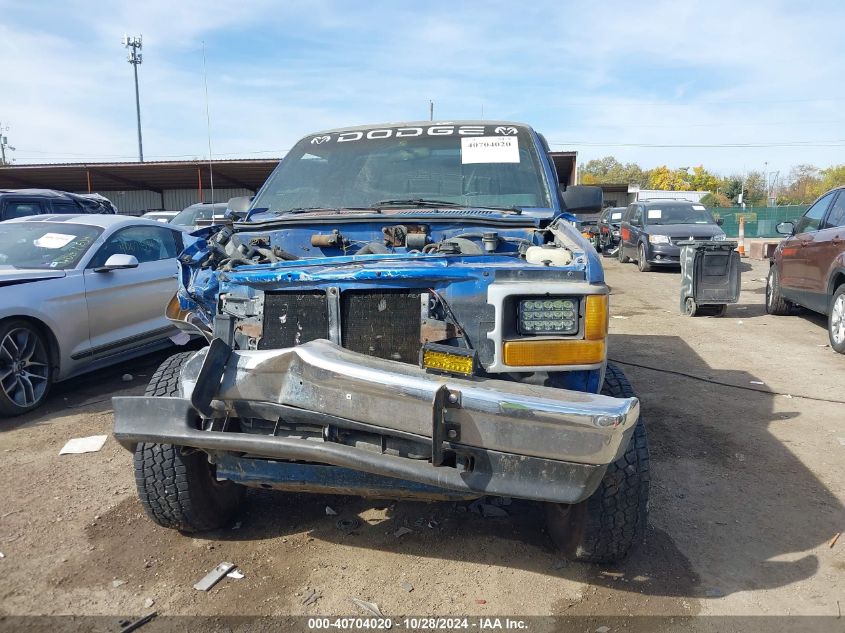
[[0, 189, 116, 221], [598, 206, 625, 254]]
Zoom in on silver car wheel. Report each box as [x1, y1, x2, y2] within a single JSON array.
[[832, 295, 845, 345], [0, 327, 50, 408]]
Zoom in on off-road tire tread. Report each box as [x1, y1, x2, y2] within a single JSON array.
[[548, 364, 650, 563], [133, 352, 243, 532]]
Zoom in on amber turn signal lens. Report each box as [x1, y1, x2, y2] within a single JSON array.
[[502, 339, 605, 366], [585, 294, 609, 340]]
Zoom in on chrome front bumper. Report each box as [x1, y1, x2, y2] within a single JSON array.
[[113, 339, 640, 503]]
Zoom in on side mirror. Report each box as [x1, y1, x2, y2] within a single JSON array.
[[226, 196, 253, 220], [716, 218, 724, 226], [561, 185, 603, 214], [776, 221, 795, 236], [94, 254, 139, 273]]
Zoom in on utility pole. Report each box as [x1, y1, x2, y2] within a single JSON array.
[[0, 123, 15, 165], [123, 35, 144, 162], [429, 100, 434, 121]]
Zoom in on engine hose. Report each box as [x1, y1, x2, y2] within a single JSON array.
[[357, 241, 390, 254]]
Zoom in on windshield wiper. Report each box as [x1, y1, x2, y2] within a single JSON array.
[[372, 199, 522, 213], [372, 198, 467, 209], [270, 206, 381, 215]]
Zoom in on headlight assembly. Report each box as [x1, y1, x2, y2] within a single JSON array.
[[518, 297, 579, 335], [648, 234, 670, 244]]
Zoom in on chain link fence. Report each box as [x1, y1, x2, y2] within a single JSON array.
[[709, 206, 808, 238]]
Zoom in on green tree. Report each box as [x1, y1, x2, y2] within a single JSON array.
[[689, 165, 720, 192], [819, 165, 845, 192], [700, 191, 732, 207], [782, 164, 822, 203], [744, 171, 767, 206], [647, 165, 694, 190], [578, 156, 648, 187]]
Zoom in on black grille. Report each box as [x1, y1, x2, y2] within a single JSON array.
[[341, 290, 421, 363], [670, 235, 714, 244], [259, 292, 328, 350]]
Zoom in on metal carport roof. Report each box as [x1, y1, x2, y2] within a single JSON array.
[[0, 159, 280, 193]]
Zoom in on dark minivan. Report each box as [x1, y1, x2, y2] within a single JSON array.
[[618, 199, 726, 271], [766, 186, 845, 353]]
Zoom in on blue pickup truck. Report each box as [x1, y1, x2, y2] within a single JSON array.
[[113, 121, 649, 563]]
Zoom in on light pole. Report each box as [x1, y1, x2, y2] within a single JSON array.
[[0, 123, 15, 165], [123, 35, 144, 162]]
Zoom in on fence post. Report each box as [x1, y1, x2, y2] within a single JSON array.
[[737, 216, 746, 257]]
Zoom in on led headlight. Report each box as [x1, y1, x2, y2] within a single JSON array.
[[518, 297, 579, 335], [649, 234, 670, 244]]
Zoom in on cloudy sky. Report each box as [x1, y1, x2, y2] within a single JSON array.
[[1, 0, 843, 175]]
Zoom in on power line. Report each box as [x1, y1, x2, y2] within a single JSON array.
[[551, 140, 845, 149], [551, 96, 845, 107]]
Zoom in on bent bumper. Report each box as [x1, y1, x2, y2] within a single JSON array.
[[113, 339, 639, 504], [647, 243, 682, 264]]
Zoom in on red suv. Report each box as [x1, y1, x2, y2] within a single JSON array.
[[766, 186, 845, 353]]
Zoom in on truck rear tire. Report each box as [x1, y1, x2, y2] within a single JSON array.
[[546, 364, 650, 563], [133, 352, 244, 532]]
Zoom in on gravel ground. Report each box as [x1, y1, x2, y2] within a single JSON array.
[[1, 256, 843, 629]]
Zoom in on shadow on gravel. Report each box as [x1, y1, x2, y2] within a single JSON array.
[[0, 343, 202, 432], [164, 333, 844, 603], [83, 334, 842, 608]]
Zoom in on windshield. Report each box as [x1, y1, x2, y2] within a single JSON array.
[[644, 204, 717, 225], [144, 213, 174, 223], [251, 124, 552, 214], [0, 222, 102, 269], [172, 206, 219, 226]]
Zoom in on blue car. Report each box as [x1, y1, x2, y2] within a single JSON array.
[[112, 121, 649, 563]]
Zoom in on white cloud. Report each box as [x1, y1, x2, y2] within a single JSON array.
[[1, 0, 843, 174]]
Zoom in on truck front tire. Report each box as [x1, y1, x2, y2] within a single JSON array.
[[133, 352, 244, 532], [546, 364, 650, 563]]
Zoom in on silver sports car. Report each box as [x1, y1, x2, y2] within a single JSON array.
[[0, 214, 191, 416]]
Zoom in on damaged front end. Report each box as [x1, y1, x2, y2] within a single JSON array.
[[116, 209, 638, 504], [114, 120, 641, 505]]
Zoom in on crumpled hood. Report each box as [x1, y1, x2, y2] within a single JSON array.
[[0, 267, 67, 288]]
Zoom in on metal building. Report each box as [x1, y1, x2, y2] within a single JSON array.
[[0, 159, 278, 214]]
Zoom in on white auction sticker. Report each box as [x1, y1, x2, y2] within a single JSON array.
[[647, 209, 662, 219], [34, 233, 76, 249], [693, 204, 706, 210], [611, 212, 623, 219], [461, 136, 520, 164]]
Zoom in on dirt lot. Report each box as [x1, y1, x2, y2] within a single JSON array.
[[1, 256, 844, 628]]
